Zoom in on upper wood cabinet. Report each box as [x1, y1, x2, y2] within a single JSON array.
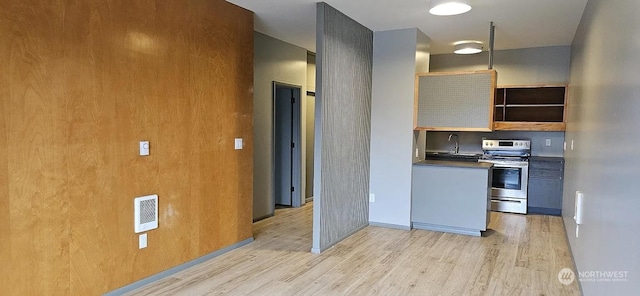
[[493, 85, 568, 131], [414, 70, 497, 131]]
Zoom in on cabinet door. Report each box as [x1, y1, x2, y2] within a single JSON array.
[[528, 178, 563, 209], [414, 70, 496, 131], [529, 160, 563, 178], [528, 158, 564, 215]]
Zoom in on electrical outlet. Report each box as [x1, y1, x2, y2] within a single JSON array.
[[574, 191, 584, 238], [545, 139, 551, 147], [139, 233, 147, 249], [369, 193, 375, 203]]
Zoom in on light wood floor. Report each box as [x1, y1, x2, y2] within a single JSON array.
[[126, 203, 581, 295]]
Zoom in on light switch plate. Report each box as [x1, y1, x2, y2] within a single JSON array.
[[139, 233, 147, 249], [140, 141, 150, 156], [369, 193, 375, 203], [235, 138, 243, 150]]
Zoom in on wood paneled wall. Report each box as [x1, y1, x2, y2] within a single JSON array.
[[0, 0, 254, 294]]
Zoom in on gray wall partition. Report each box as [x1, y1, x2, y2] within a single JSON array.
[[563, 0, 640, 294], [312, 2, 372, 253]]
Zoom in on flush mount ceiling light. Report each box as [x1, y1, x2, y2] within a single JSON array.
[[454, 42, 483, 54], [429, 0, 472, 16]]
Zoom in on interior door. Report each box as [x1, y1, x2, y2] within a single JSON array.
[[274, 86, 293, 206]]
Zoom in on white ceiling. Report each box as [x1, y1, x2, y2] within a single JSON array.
[[227, 0, 588, 55]]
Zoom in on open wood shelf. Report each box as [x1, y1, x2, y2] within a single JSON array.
[[493, 85, 567, 131]]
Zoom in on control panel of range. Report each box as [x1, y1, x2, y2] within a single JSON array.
[[482, 140, 530, 150]]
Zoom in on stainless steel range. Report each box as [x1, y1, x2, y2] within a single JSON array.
[[478, 140, 530, 214]]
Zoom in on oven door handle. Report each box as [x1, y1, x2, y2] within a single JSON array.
[[491, 198, 523, 203], [490, 163, 528, 168]]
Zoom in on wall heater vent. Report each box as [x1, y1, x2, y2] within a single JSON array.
[[134, 194, 158, 233]]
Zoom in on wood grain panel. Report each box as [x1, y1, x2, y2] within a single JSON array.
[[1, 0, 253, 294], [2, 1, 71, 294], [493, 122, 566, 131], [0, 3, 10, 291], [63, 2, 126, 293]]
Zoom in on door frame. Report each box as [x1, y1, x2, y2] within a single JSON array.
[[272, 81, 303, 208]]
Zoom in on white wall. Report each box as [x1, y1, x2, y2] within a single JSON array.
[[369, 28, 430, 228], [564, 1, 640, 294], [253, 32, 307, 220], [430, 46, 570, 85]]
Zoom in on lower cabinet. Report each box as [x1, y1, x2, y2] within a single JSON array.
[[411, 163, 492, 236], [528, 157, 564, 216]]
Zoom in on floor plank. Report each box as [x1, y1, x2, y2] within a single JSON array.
[[125, 204, 580, 296]]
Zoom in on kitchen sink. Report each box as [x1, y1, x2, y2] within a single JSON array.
[[425, 152, 482, 162]]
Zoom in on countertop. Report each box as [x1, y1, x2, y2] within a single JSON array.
[[413, 159, 493, 169]]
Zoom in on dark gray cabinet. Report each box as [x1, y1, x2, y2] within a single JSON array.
[[528, 157, 564, 216]]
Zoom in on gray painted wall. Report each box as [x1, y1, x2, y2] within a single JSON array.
[[253, 32, 308, 220], [564, 0, 640, 294], [430, 46, 571, 85], [305, 53, 316, 198], [307, 53, 316, 92], [426, 131, 565, 157], [369, 28, 430, 228], [305, 94, 315, 199], [313, 2, 372, 253]]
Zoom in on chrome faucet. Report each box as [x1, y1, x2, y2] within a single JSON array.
[[448, 133, 459, 154]]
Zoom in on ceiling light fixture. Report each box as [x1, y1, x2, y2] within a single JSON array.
[[454, 42, 483, 54], [429, 0, 472, 16]]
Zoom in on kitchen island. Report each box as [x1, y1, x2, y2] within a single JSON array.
[[411, 160, 493, 236]]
